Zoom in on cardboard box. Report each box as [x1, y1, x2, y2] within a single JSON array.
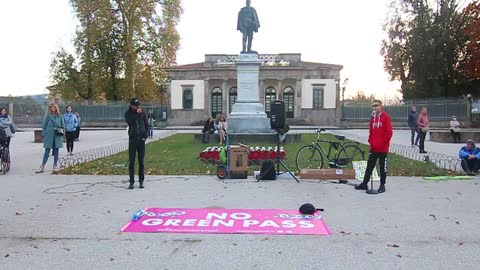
[[229, 145, 249, 176], [300, 169, 356, 180]]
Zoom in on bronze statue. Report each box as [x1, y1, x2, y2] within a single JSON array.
[[237, 0, 260, 53]]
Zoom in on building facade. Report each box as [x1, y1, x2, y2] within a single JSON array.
[[166, 53, 343, 126]]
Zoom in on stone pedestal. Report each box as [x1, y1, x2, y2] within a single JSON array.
[[228, 54, 273, 134]]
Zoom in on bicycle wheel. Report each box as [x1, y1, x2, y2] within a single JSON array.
[[296, 145, 323, 171], [1, 149, 7, 174], [337, 144, 365, 168], [3, 147, 10, 173], [0, 153, 3, 174]]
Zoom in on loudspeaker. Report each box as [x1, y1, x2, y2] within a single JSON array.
[[259, 160, 276, 180], [270, 100, 286, 129]]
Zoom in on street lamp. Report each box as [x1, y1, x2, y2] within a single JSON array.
[[467, 93, 473, 127], [341, 78, 349, 121]]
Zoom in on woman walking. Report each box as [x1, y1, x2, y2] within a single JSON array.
[[63, 105, 78, 155], [417, 107, 429, 154], [36, 103, 65, 173]]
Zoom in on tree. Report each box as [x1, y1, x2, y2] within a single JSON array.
[[381, 0, 470, 99], [461, 1, 480, 81], [49, 49, 83, 100], [70, 0, 110, 101], [113, 0, 182, 98], [348, 91, 376, 103], [49, 0, 182, 102]]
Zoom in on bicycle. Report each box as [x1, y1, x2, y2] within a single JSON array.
[[0, 144, 10, 174], [296, 128, 365, 171]]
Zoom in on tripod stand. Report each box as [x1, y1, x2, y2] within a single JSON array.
[[257, 132, 299, 183]]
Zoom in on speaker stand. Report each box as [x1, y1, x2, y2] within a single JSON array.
[[257, 132, 299, 183]]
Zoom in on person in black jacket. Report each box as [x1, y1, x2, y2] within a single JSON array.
[[125, 98, 149, 189], [201, 117, 215, 144], [408, 106, 420, 147]]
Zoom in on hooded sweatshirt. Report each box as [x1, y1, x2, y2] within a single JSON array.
[[368, 111, 393, 153]]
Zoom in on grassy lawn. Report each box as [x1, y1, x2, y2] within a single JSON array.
[[63, 133, 450, 176]]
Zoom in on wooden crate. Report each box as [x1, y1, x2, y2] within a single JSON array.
[[300, 169, 356, 180]]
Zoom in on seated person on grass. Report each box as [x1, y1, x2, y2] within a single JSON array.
[[459, 139, 480, 175]]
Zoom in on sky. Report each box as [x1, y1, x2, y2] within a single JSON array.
[[0, 0, 402, 99]]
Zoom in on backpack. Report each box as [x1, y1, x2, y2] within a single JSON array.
[[259, 160, 276, 180]]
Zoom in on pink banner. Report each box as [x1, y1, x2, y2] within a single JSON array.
[[121, 208, 331, 235]]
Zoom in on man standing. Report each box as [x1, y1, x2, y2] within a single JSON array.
[[355, 100, 393, 193], [408, 106, 420, 147], [459, 139, 480, 175], [237, 0, 260, 53], [125, 98, 149, 189]]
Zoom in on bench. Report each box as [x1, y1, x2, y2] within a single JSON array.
[[429, 130, 480, 143]]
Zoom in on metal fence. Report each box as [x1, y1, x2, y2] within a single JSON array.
[[4, 100, 168, 127], [343, 98, 468, 122]]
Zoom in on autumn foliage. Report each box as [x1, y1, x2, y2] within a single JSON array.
[[461, 1, 480, 80]]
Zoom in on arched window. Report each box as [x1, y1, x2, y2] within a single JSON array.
[[265, 87, 276, 118], [229, 87, 238, 113], [211, 87, 223, 118], [283, 86, 294, 118]]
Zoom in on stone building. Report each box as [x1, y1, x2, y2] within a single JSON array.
[[166, 53, 343, 126]]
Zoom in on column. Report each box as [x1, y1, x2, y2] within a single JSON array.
[[277, 80, 282, 101], [259, 80, 265, 105], [204, 80, 210, 117], [295, 78, 302, 119], [222, 79, 228, 115]]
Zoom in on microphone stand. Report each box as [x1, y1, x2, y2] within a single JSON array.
[[366, 179, 378, 195]]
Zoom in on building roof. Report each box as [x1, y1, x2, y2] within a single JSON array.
[[166, 54, 343, 71]]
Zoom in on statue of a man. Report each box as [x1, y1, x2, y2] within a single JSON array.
[[237, 0, 260, 53]]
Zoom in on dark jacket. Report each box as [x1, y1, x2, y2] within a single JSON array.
[[408, 111, 418, 129], [202, 120, 214, 133], [125, 108, 149, 139]]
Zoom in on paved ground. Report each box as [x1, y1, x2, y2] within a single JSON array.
[[1, 129, 480, 269]]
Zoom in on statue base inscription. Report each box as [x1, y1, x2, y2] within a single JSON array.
[[228, 53, 273, 134]]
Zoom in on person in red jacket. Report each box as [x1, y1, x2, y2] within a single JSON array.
[[355, 100, 393, 193]]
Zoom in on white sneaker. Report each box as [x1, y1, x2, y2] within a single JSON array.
[[52, 165, 59, 174], [35, 166, 45, 174]]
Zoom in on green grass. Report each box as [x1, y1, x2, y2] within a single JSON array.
[[63, 133, 451, 176]]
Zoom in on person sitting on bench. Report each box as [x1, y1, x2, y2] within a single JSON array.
[[201, 117, 215, 144], [459, 139, 480, 175]]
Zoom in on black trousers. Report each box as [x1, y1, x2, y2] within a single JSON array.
[[411, 128, 420, 145], [75, 127, 80, 139], [65, 131, 75, 152], [129, 138, 145, 183], [363, 152, 388, 185], [461, 158, 480, 173], [450, 130, 460, 143], [419, 131, 427, 151]]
